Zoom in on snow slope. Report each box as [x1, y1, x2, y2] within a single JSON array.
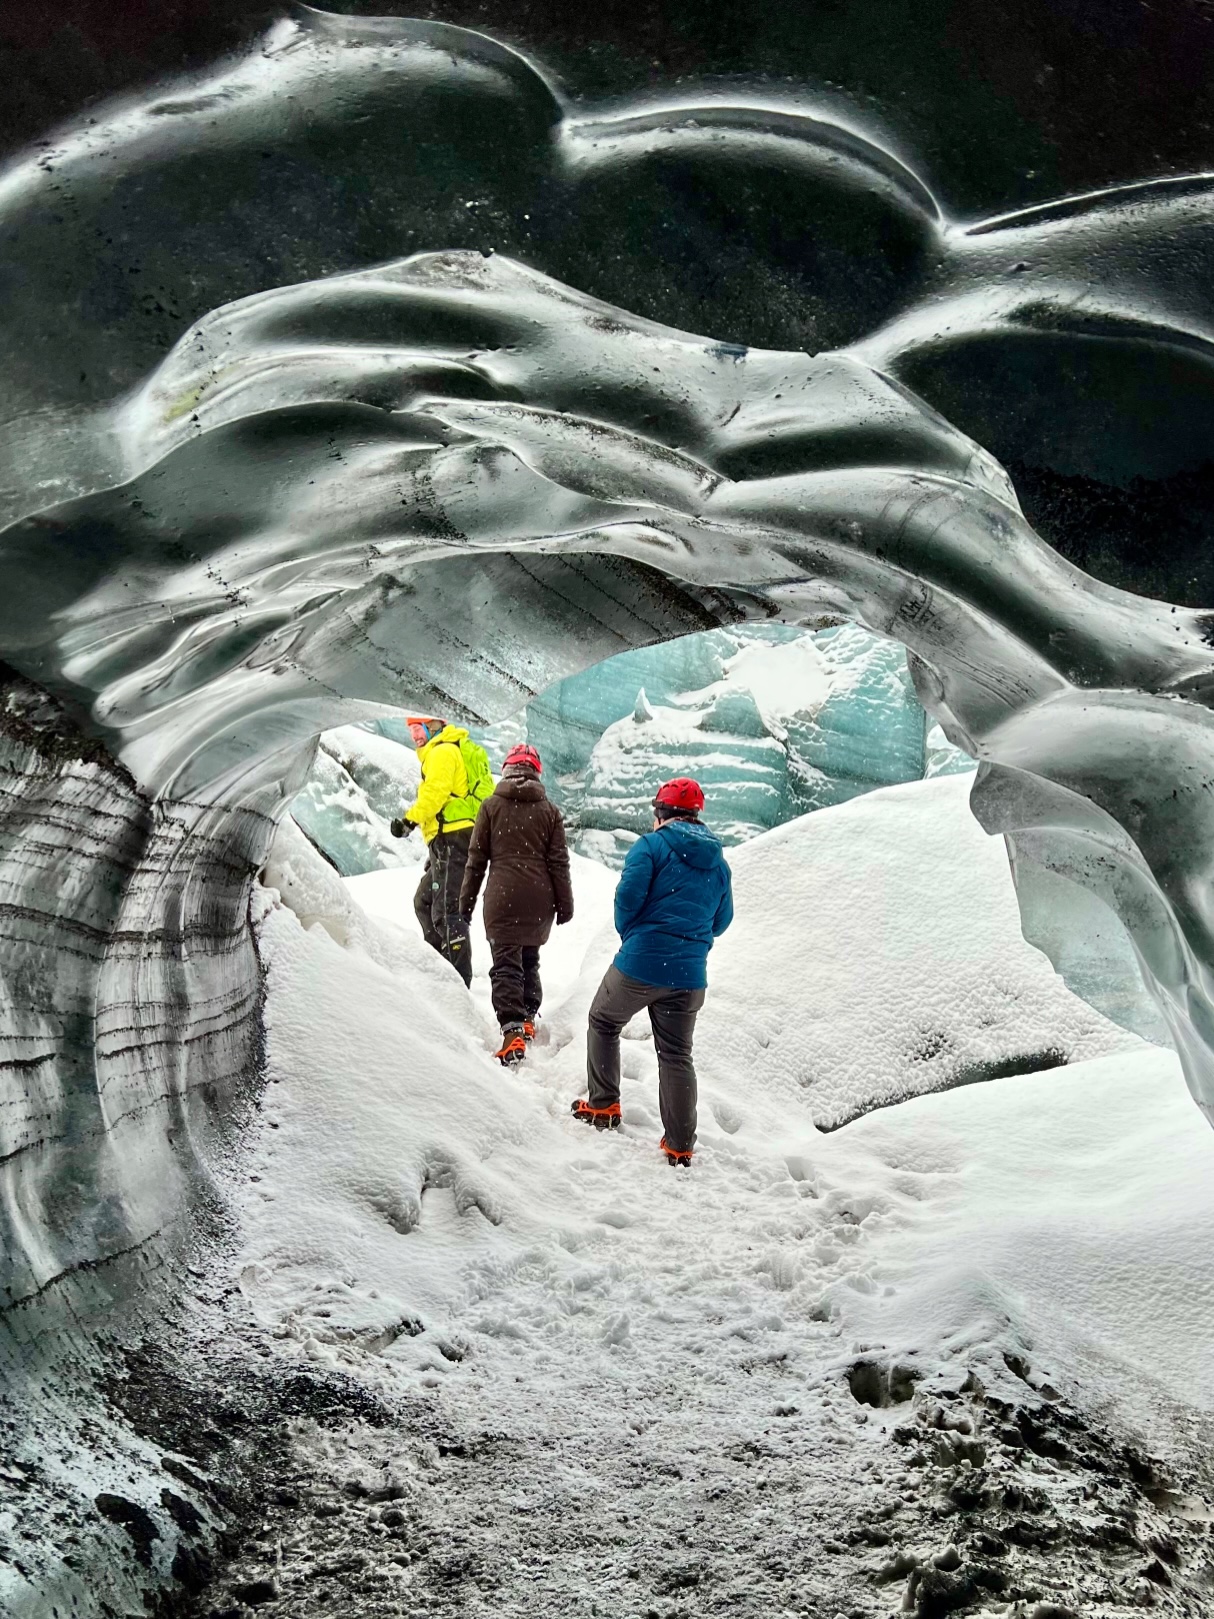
[[242, 776, 1208, 1444], [706, 774, 1133, 1128], [231, 771, 1214, 1615], [827, 1047, 1214, 1438]]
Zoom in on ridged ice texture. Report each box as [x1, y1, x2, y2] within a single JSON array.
[[2, 9, 1214, 1606], [5, 227, 1213, 1119], [0, 673, 274, 1617], [0, 675, 271, 1320]]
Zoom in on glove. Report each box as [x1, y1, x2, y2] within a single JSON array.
[[556, 910, 573, 927], [390, 817, 415, 839]]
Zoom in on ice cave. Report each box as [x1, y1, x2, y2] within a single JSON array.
[[2, 3, 1214, 1615]]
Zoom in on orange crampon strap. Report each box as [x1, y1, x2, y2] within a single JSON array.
[[659, 1137, 693, 1163], [495, 1035, 527, 1060], [572, 1099, 621, 1120]]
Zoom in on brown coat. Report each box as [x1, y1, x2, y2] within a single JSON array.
[[459, 772, 574, 946]]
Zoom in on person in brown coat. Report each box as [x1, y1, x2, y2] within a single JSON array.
[[459, 744, 574, 1066]]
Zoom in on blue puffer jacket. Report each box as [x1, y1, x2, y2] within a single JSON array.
[[613, 819, 734, 990]]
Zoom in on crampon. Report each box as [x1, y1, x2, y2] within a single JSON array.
[[570, 1098, 621, 1130], [495, 1030, 527, 1067]]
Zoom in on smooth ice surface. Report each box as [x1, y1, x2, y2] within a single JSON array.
[[290, 726, 424, 876], [1010, 852, 1174, 1047], [245, 776, 1209, 1461]]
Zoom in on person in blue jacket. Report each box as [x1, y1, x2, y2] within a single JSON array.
[[571, 776, 733, 1165]]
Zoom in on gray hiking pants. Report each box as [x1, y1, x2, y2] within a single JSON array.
[[586, 965, 706, 1154]]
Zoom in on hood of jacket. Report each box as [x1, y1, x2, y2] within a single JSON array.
[[655, 817, 724, 870], [494, 773, 545, 803], [417, 723, 469, 765]]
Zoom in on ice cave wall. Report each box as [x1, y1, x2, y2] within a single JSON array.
[[4, 12, 1214, 1608]]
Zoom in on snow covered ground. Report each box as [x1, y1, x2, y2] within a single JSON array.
[[223, 775, 1214, 1617]]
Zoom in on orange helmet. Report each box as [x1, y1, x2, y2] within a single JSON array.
[[405, 715, 445, 746]]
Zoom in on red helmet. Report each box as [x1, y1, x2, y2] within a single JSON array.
[[654, 777, 705, 813], [504, 743, 543, 774]]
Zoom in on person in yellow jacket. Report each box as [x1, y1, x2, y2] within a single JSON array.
[[389, 715, 490, 988]]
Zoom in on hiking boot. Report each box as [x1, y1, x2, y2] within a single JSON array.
[[570, 1098, 621, 1130], [495, 1026, 527, 1067], [659, 1136, 693, 1167], [522, 1019, 536, 1043]]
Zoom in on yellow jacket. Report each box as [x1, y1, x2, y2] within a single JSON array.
[[406, 725, 477, 843]]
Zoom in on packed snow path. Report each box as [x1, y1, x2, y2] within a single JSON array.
[[206, 779, 1214, 1617]]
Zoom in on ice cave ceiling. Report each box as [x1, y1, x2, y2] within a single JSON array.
[[4, 4, 1214, 1612]]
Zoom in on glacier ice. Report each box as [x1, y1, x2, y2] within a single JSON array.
[[1009, 849, 1173, 1047], [291, 746, 407, 878], [319, 726, 422, 825], [925, 721, 978, 779], [582, 695, 789, 847], [321, 620, 938, 863], [567, 622, 929, 854], [290, 726, 424, 877], [3, 9, 1214, 1609], [528, 632, 736, 783]]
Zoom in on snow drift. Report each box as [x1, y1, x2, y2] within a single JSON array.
[[243, 776, 1147, 1364]]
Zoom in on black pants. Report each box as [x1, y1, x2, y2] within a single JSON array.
[[488, 941, 542, 1030], [413, 830, 472, 988], [586, 965, 706, 1154]]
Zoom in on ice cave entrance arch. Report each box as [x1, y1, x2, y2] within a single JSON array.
[[4, 251, 1212, 1133], [300, 610, 1171, 1058], [4, 249, 1214, 1385]]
